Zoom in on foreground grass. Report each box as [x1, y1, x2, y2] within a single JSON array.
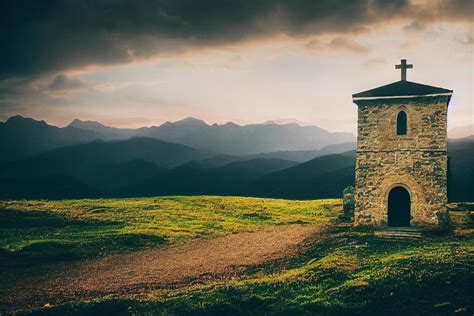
[[1, 197, 473, 315], [0, 196, 338, 261], [37, 215, 474, 315]]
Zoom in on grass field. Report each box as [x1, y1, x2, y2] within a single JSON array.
[[0, 196, 337, 261], [1, 197, 473, 315]]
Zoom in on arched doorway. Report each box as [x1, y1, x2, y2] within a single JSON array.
[[387, 186, 411, 227]]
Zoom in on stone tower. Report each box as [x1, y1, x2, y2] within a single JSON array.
[[352, 59, 452, 227]]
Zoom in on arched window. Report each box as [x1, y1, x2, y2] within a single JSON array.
[[397, 111, 407, 135]]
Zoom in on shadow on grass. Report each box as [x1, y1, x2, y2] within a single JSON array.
[[0, 209, 166, 264], [0, 208, 119, 229]]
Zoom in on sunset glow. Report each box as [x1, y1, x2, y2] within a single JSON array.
[[0, 0, 472, 135]]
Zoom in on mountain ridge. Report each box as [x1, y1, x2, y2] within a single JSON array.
[[0, 116, 102, 162], [2, 115, 356, 159]]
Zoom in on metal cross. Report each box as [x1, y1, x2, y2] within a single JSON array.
[[395, 59, 413, 81]]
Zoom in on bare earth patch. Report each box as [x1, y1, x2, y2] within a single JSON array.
[[1, 223, 325, 313]]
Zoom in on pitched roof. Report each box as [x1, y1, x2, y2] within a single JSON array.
[[353, 80, 452, 101]]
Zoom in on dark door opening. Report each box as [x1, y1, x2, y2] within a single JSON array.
[[388, 186, 411, 227]]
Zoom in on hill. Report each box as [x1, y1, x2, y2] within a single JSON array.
[[0, 116, 101, 162], [0, 139, 298, 198], [0, 137, 213, 198], [245, 141, 356, 162], [188, 154, 247, 168], [248, 151, 356, 199], [0, 128, 472, 200], [448, 138, 474, 201], [249, 139, 474, 200], [123, 158, 299, 197]]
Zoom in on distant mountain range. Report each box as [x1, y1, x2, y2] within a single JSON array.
[[0, 115, 355, 162], [0, 115, 472, 201], [69, 116, 356, 155]]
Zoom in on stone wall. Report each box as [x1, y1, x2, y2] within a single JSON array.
[[354, 96, 449, 227]]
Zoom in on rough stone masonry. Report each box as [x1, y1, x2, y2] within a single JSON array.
[[352, 60, 453, 227]]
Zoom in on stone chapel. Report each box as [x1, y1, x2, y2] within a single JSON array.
[[352, 59, 452, 227]]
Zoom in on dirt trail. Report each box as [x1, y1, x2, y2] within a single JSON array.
[[1, 223, 325, 313]]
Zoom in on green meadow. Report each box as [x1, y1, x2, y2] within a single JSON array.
[[0, 196, 337, 261], [1, 197, 473, 315]]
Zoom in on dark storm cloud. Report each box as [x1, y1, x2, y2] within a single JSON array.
[[0, 0, 471, 80], [0, 76, 52, 119]]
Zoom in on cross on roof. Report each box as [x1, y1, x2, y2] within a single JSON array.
[[395, 59, 413, 81]]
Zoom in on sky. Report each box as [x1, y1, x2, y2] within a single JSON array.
[[0, 0, 473, 135]]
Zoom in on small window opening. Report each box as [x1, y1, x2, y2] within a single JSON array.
[[397, 111, 407, 135]]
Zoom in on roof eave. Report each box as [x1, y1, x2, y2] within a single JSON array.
[[352, 92, 453, 102], [352, 93, 453, 108]]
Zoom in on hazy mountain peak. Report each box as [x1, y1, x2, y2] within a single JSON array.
[[223, 122, 239, 127], [5, 115, 48, 127], [5, 115, 25, 122], [69, 119, 108, 129], [263, 119, 307, 126], [173, 117, 208, 126], [263, 120, 296, 126], [69, 118, 84, 125]]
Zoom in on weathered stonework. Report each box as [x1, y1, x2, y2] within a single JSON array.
[[354, 96, 450, 227]]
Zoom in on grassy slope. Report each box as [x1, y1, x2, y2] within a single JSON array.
[[0, 196, 337, 261], [0, 197, 473, 315]]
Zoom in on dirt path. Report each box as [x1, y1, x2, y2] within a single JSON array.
[[1, 223, 325, 313]]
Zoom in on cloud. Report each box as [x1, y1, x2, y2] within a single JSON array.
[[0, 77, 52, 117], [46, 74, 91, 94], [417, 0, 474, 21], [306, 37, 369, 54], [365, 57, 387, 65], [403, 21, 426, 33], [329, 37, 370, 53], [456, 31, 474, 46], [0, 0, 471, 80], [306, 39, 324, 50], [0, 73, 91, 117]]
